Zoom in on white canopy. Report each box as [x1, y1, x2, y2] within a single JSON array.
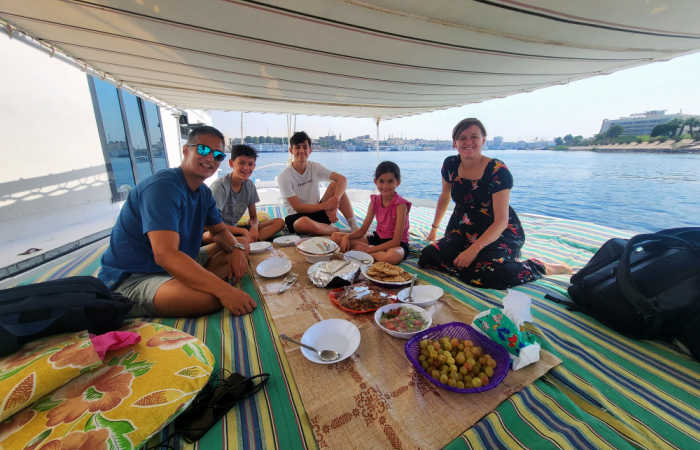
[[1, 0, 699, 119]]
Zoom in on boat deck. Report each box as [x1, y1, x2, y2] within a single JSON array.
[[1, 200, 698, 449]]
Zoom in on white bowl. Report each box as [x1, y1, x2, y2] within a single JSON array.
[[300, 319, 361, 364], [256, 256, 292, 278], [296, 237, 338, 255], [397, 285, 443, 306], [374, 303, 432, 339], [273, 234, 301, 247], [249, 241, 272, 254], [296, 247, 338, 263]]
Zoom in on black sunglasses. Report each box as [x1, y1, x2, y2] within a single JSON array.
[[191, 144, 226, 162]]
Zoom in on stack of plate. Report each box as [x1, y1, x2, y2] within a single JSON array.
[[296, 237, 339, 263]]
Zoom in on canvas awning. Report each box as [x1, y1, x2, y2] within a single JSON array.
[[1, 0, 699, 119]]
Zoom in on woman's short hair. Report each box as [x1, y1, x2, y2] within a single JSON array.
[[374, 160, 401, 182], [452, 118, 487, 141]]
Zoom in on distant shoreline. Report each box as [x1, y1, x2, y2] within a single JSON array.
[[257, 146, 700, 154], [553, 141, 700, 154]]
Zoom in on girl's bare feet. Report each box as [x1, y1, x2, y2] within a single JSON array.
[[544, 262, 573, 275]]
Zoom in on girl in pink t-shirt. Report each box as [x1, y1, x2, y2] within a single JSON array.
[[332, 161, 411, 264]]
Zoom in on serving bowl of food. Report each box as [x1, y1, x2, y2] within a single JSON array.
[[296, 236, 338, 254], [296, 237, 339, 263], [374, 303, 431, 339]]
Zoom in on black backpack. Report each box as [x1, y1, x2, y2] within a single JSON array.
[[568, 227, 700, 358], [0, 276, 131, 357]]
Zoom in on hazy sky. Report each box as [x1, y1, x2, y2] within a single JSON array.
[[212, 51, 700, 142]]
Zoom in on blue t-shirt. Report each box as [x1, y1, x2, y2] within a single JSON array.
[[98, 168, 222, 288]]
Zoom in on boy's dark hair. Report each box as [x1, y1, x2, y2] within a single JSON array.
[[230, 144, 258, 161], [187, 125, 225, 145], [374, 161, 401, 182], [289, 131, 311, 147], [452, 118, 487, 141]]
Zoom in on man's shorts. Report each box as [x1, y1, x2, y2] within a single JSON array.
[[113, 247, 210, 317], [284, 210, 331, 234]]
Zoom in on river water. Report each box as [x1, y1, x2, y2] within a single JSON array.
[[248, 150, 699, 233]]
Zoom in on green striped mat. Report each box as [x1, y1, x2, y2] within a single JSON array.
[[5, 205, 698, 449]]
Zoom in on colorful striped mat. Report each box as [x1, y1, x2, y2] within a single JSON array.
[[5, 204, 699, 449]]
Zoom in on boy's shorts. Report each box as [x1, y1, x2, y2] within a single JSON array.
[[284, 210, 331, 234], [367, 232, 410, 260], [113, 247, 210, 317]]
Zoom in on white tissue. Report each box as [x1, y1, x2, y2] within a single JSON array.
[[471, 290, 541, 370], [503, 290, 534, 327]]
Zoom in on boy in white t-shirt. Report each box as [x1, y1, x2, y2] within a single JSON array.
[[277, 131, 359, 235]]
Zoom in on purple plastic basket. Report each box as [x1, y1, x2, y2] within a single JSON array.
[[404, 322, 511, 393]]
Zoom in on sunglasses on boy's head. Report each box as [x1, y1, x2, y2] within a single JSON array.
[[190, 144, 226, 162]]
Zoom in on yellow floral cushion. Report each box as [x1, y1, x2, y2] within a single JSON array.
[[0, 321, 214, 450], [237, 210, 271, 226], [0, 331, 102, 423]]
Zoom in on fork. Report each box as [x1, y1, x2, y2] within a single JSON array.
[[278, 272, 298, 293]]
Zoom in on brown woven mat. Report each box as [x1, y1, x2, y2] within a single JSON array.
[[250, 247, 561, 449]]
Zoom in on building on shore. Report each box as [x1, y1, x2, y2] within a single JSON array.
[[599, 110, 698, 136]]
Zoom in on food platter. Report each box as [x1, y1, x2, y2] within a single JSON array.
[[360, 263, 414, 287], [329, 283, 398, 314]]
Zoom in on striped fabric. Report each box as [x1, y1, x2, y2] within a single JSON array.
[[6, 205, 699, 449]]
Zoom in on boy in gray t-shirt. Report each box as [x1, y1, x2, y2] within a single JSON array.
[[209, 144, 284, 241]]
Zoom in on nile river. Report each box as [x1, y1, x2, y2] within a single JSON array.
[[249, 150, 699, 233]]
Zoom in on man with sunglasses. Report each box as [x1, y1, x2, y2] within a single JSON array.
[[99, 125, 256, 317]]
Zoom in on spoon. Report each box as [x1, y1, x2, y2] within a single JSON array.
[[279, 334, 340, 362], [406, 274, 417, 302]]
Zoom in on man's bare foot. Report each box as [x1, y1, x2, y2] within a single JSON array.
[[544, 262, 573, 275]]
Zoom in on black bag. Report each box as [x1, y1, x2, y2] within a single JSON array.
[[173, 372, 270, 443], [568, 227, 700, 357], [0, 276, 131, 356]]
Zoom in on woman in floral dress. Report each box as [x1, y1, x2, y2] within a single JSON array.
[[419, 118, 570, 289]]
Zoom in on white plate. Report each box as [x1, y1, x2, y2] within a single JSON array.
[[397, 285, 443, 306], [300, 319, 361, 364], [343, 250, 374, 265], [249, 241, 272, 254], [360, 265, 414, 286], [273, 234, 301, 247], [256, 256, 292, 278], [297, 237, 338, 255], [374, 303, 432, 339]]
